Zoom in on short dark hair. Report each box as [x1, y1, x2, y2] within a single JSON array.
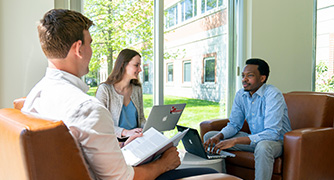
[[246, 58, 270, 83], [38, 9, 93, 59]]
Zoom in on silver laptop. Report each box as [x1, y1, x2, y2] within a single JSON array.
[[142, 103, 186, 132], [176, 125, 235, 159]]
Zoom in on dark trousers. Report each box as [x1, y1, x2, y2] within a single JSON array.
[[156, 167, 218, 180]]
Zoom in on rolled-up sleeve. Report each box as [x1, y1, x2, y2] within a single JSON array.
[[221, 90, 245, 139]]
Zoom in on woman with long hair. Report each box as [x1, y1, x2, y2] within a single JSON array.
[[96, 48, 146, 139]]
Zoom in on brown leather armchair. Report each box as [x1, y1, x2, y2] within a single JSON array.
[[1, 98, 240, 180], [0, 108, 92, 180], [200, 92, 334, 180]]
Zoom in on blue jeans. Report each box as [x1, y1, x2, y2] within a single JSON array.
[[204, 131, 283, 180]]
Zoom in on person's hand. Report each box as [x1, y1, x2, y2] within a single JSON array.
[[203, 132, 223, 154], [122, 128, 143, 137], [123, 132, 143, 147], [210, 138, 236, 154], [158, 146, 181, 172]]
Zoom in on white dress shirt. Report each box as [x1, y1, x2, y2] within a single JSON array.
[[22, 68, 134, 180]]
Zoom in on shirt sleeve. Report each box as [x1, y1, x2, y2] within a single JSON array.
[[221, 90, 246, 139], [68, 100, 134, 180], [96, 84, 124, 137], [95, 84, 109, 108], [248, 89, 286, 144]]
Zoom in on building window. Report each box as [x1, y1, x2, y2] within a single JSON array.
[[167, 63, 174, 82], [143, 64, 149, 82], [183, 61, 191, 82], [201, 0, 224, 13], [181, 0, 197, 22], [204, 57, 216, 83], [166, 5, 178, 28]]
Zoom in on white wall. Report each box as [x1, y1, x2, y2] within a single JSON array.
[[244, 0, 314, 93], [0, 0, 53, 108]]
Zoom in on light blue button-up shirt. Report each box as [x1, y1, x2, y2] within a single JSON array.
[[221, 84, 292, 145]]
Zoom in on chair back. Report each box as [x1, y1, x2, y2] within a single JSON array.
[[13, 97, 26, 110], [0, 108, 92, 180], [283, 93, 334, 130]]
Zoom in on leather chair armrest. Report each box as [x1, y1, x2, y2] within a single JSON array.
[[199, 118, 229, 140], [178, 173, 242, 180], [283, 127, 334, 180]]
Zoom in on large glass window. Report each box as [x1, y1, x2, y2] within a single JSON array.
[[83, 0, 154, 101], [84, 0, 232, 135], [316, 0, 334, 92], [164, 0, 229, 130]]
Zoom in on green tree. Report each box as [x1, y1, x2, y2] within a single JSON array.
[[83, 0, 154, 78], [316, 61, 334, 92]]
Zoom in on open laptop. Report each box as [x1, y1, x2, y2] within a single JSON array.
[[142, 103, 186, 132], [176, 125, 235, 159]]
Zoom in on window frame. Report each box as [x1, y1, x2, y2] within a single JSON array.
[[180, 0, 197, 22], [182, 60, 192, 84], [201, 0, 225, 14], [202, 54, 217, 84], [165, 5, 178, 28], [167, 62, 174, 83]]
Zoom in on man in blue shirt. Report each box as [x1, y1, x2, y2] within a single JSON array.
[[203, 58, 292, 180]]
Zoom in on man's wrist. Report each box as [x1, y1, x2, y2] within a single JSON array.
[[218, 132, 224, 140]]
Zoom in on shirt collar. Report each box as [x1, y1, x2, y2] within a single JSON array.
[[45, 68, 89, 93], [242, 83, 267, 98]]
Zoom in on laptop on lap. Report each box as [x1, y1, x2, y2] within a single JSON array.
[[142, 103, 186, 132], [176, 125, 235, 159]]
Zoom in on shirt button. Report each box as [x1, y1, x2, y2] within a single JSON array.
[[252, 102, 254, 104], [252, 113, 254, 116]]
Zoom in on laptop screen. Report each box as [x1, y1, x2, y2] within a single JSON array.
[[143, 103, 186, 132], [176, 125, 208, 159]]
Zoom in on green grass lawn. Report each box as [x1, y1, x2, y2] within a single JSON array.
[[87, 86, 98, 96]]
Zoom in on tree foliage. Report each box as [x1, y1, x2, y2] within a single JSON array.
[[83, 0, 154, 76], [316, 61, 334, 92]]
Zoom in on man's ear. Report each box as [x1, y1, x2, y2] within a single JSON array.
[[72, 40, 83, 58], [260, 75, 266, 83]]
